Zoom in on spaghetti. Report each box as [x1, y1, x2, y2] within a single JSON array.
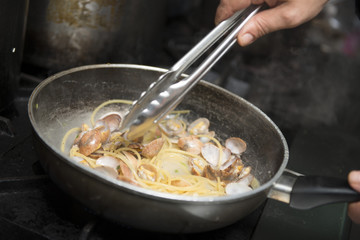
[[62, 99, 255, 196]]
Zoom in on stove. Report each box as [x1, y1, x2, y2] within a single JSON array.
[[1, 0, 360, 239]]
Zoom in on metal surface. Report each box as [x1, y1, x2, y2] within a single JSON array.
[[27, 64, 360, 233], [268, 169, 303, 204], [121, 5, 265, 140], [1, 75, 264, 239], [28, 64, 288, 233]]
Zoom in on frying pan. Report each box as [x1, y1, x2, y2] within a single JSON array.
[[28, 64, 360, 233]]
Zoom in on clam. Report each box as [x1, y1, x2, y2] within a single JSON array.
[[237, 173, 254, 186], [225, 137, 247, 155], [201, 143, 231, 168], [77, 116, 123, 156], [200, 142, 249, 183], [98, 112, 122, 132], [238, 166, 251, 179], [220, 155, 238, 171], [188, 118, 210, 135], [78, 129, 103, 156], [96, 156, 120, 169], [137, 163, 158, 182], [225, 182, 252, 195], [117, 152, 138, 183], [199, 131, 215, 143], [189, 158, 207, 176], [94, 156, 121, 179], [225, 173, 254, 195], [159, 118, 185, 137], [123, 151, 138, 169], [142, 138, 165, 158], [178, 135, 204, 155]]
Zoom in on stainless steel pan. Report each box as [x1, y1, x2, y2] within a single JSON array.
[[28, 64, 360, 233]]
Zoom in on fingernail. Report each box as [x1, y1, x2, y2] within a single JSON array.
[[240, 33, 255, 46]]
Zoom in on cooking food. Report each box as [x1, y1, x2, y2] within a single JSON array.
[[30, 65, 360, 233], [62, 99, 258, 196]]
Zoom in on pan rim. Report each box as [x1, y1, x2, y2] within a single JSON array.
[[28, 63, 289, 204]]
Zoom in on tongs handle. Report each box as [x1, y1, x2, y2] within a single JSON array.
[[122, 4, 265, 139], [165, 4, 265, 105], [170, 4, 265, 76], [171, 4, 264, 77]]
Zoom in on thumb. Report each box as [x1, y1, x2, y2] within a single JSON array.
[[348, 170, 360, 192], [237, 3, 308, 46], [348, 170, 360, 224]]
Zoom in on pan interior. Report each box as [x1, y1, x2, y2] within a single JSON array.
[[29, 64, 288, 199]]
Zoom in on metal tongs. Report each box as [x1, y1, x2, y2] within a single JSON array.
[[121, 4, 265, 140]]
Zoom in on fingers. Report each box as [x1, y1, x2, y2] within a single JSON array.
[[348, 202, 360, 224], [348, 170, 360, 224], [215, 0, 275, 25], [215, 0, 328, 47], [236, 3, 298, 46], [215, 0, 251, 25], [348, 170, 360, 192], [237, 1, 322, 46]]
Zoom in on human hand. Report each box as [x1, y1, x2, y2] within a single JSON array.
[[215, 0, 329, 46], [348, 170, 360, 224]]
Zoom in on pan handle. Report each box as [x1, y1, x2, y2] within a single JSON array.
[[268, 169, 360, 210], [290, 175, 360, 209]]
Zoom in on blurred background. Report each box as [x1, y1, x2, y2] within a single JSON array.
[[1, 0, 360, 239], [16, 0, 360, 139]]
